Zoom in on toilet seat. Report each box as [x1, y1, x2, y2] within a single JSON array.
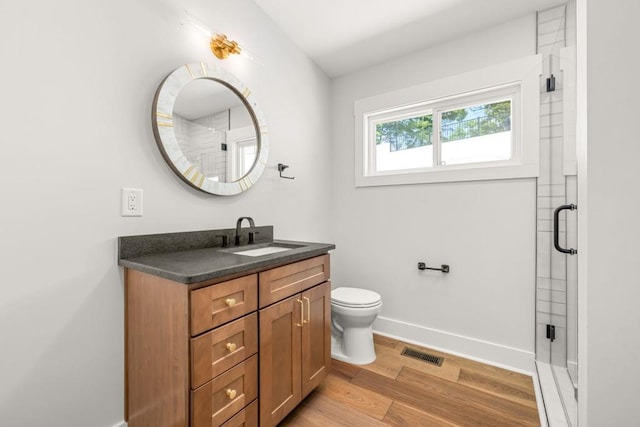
[[331, 287, 382, 308]]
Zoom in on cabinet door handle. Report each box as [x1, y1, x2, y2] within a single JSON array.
[[226, 342, 237, 352], [225, 388, 237, 400], [295, 299, 304, 327], [225, 298, 236, 307], [303, 297, 310, 324]]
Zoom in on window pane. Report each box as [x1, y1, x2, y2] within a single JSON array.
[[440, 100, 512, 166], [374, 114, 433, 172]]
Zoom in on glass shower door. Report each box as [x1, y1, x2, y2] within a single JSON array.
[[535, 4, 579, 425]]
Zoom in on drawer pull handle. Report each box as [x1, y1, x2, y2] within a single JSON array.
[[295, 299, 304, 327], [226, 342, 237, 352], [226, 388, 237, 400], [225, 298, 236, 307], [303, 297, 310, 324]]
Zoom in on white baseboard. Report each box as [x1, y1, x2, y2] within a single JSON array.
[[110, 422, 127, 427], [373, 315, 536, 374]]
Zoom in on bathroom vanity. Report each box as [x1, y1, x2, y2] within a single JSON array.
[[119, 227, 334, 427]]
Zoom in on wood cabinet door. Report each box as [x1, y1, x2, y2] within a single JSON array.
[[301, 281, 331, 398], [259, 295, 302, 427]]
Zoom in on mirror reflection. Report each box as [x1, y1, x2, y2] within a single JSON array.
[[173, 79, 258, 183]]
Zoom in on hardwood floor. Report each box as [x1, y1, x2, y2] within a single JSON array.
[[280, 335, 540, 427]]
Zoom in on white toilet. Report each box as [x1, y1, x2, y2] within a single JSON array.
[[331, 287, 383, 365]]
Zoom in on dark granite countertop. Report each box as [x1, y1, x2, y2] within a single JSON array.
[[118, 227, 335, 284]]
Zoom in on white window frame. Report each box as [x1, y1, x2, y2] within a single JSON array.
[[354, 55, 542, 187]]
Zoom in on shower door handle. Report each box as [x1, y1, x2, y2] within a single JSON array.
[[553, 204, 577, 255]]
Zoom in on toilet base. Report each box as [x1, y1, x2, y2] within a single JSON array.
[[331, 326, 376, 365]]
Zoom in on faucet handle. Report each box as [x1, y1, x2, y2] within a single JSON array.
[[215, 234, 230, 248]]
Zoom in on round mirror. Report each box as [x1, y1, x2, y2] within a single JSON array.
[[152, 63, 269, 195]]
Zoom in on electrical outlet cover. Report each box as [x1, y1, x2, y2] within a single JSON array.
[[121, 188, 143, 217]]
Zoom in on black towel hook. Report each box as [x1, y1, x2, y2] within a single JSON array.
[[278, 163, 295, 179]]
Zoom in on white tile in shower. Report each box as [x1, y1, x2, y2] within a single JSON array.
[[538, 196, 566, 209], [537, 301, 567, 317], [537, 288, 567, 303], [538, 183, 551, 197], [540, 124, 564, 140], [540, 112, 564, 128], [552, 301, 567, 316], [538, 168, 551, 185], [538, 37, 566, 53], [537, 289, 552, 301], [540, 90, 564, 105], [550, 245, 567, 280], [540, 100, 564, 116], [538, 19, 566, 38], [550, 148, 565, 185], [536, 231, 551, 277], [538, 5, 566, 23], [537, 219, 553, 232], [550, 184, 566, 197], [538, 183, 566, 197], [537, 277, 567, 292], [539, 140, 551, 185], [537, 214, 565, 232], [537, 207, 552, 221], [537, 313, 567, 329]]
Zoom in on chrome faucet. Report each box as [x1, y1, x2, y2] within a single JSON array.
[[235, 217, 255, 245]]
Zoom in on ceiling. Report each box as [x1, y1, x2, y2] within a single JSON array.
[[174, 79, 242, 120], [252, 0, 564, 77]]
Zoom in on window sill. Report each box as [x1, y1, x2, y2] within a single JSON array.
[[356, 162, 539, 187]]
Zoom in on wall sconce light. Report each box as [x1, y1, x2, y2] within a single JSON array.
[[210, 34, 242, 59], [181, 10, 261, 64]]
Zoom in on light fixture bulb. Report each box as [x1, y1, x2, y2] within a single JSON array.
[[181, 10, 212, 37]]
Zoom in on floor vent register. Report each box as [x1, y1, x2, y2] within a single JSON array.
[[400, 347, 444, 367]]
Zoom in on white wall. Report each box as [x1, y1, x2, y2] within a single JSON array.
[[330, 15, 539, 370], [0, 0, 330, 426], [581, 0, 640, 424]]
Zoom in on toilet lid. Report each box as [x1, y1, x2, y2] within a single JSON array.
[[331, 287, 382, 308]]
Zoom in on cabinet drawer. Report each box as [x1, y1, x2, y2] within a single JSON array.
[[192, 355, 258, 427], [258, 255, 330, 308], [220, 399, 258, 427], [191, 313, 258, 389], [191, 275, 258, 336]]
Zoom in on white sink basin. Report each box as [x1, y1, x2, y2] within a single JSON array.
[[232, 246, 293, 257]]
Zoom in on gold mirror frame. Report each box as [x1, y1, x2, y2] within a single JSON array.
[[152, 63, 269, 196]]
